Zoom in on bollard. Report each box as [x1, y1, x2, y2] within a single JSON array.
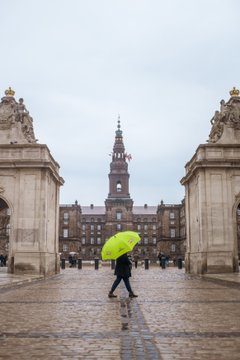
[[61, 258, 65, 269], [111, 260, 115, 270], [144, 258, 149, 270], [95, 258, 99, 270], [177, 258, 183, 269], [78, 258, 82, 269]]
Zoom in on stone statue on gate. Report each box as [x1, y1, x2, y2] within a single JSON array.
[[208, 87, 240, 144], [0, 87, 37, 144]]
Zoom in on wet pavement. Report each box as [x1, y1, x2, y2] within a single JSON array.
[[0, 265, 240, 359]]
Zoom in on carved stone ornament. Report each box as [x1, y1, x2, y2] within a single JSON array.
[[208, 87, 240, 143], [0, 186, 5, 193], [0, 87, 37, 144]]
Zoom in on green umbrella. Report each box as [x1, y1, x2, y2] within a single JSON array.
[[101, 231, 141, 260]]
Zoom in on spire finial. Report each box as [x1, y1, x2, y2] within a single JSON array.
[[115, 114, 122, 137]]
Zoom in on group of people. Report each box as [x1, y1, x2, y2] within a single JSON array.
[[68, 254, 77, 267], [0, 254, 7, 267]]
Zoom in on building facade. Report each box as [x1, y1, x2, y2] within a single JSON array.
[[59, 120, 186, 261]]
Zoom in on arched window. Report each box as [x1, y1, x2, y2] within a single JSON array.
[[116, 181, 122, 192], [116, 211, 122, 220]]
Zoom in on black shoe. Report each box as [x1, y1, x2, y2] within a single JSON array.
[[108, 292, 117, 298], [129, 293, 138, 298]]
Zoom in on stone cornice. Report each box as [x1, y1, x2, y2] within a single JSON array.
[[0, 144, 64, 185], [181, 143, 240, 185]]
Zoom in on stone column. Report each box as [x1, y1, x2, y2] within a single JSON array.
[[0, 145, 64, 276]]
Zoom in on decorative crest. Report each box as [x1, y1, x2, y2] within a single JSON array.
[[4, 87, 15, 97], [229, 86, 239, 97]]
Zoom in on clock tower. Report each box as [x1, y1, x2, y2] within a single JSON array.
[[105, 118, 133, 237]]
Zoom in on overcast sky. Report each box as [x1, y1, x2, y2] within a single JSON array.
[[1, 0, 240, 206]]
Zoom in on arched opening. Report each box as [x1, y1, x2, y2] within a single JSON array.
[[237, 204, 240, 267], [0, 198, 10, 269], [116, 181, 122, 192]]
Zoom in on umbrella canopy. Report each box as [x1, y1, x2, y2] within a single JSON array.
[[101, 231, 141, 260]]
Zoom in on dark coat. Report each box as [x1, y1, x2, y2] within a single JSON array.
[[114, 253, 132, 278]]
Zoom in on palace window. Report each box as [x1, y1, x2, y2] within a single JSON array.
[[116, 224, 122, 231], [152, 237, 156, 244], [63, 229, 68, 238], [90, 237, 94, 245], [63, 212, 69, 225], [97, 224, 101, 230], [81, 237, 86, 245], [137, 224, 141, 231], [170, 212, 175, 219], [144, 237, 148, 244], [63, 212, 69, 220], [171, 244, 176, 252], [97, 237, 101, 244], [63, 244, 68, 251], [170, 229, 176, 238]]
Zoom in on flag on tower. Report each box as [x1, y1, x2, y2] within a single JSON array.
[[125, 153, 132, 162]]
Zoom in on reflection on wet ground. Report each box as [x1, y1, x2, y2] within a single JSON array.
[[0, 266, 240, 359]]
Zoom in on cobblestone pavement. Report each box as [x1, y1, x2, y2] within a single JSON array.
[[0, 265, 240, 359]]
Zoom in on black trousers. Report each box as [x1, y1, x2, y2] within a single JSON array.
[[110, 275, 133, 293]]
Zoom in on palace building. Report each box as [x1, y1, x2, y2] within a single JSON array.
[[59, 120, 186, 261]]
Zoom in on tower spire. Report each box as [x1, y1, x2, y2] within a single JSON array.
[[115, 114, 122, 138], [106, 117, 131, 199]]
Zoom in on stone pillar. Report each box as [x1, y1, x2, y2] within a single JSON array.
[[0, 145, 64, 276], [181, 88, 240, 274]]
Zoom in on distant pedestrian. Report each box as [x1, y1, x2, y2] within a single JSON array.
[[0, 254, 4, 267], [3, 255, 7, 266], [108, 253, 138, 298], [158, 252, 162, 267], [133, 253, 139, 268], [68, 255, 73, 267], [166, 255, 170, 266]]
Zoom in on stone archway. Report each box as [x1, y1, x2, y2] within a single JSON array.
[[236, 203, 240, 267], [0, 198, 10, 267]]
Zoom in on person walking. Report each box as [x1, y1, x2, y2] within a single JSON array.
[[108, 253, 138, 298]]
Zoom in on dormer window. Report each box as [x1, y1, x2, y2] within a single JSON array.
[[116, 181, 122, 192]]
